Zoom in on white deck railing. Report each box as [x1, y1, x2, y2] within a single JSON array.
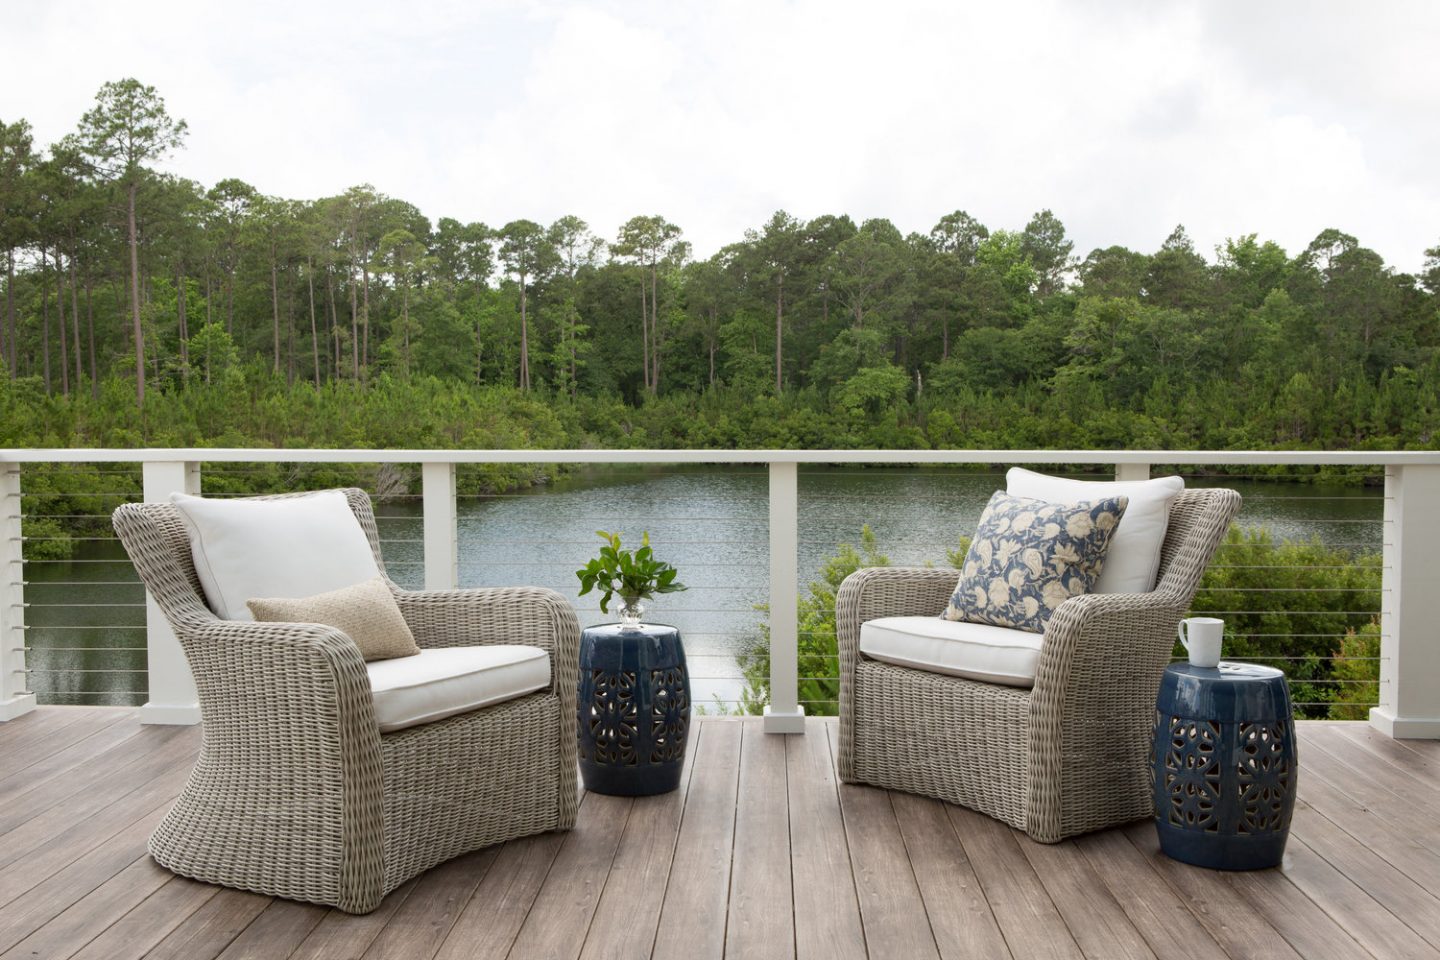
[[2, 448, 1438, 738]]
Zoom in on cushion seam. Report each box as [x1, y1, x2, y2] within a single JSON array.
[[861, 651, 1035, 685], [862, 626, 1042, 646]]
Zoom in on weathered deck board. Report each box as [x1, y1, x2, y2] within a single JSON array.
[[1299, 737, 1440, 851], [0, 707, 103, 751], [1119, 823, 1302, 960], [788, 717, 866, 960], [506, 792, 630, 960], [0, 854, 175, 960], [0, 710, 1432, 960], [431, 833, 565, 960], [138, 888, 271, 960], [0, 805, 171, 955], [288, 879, 417, 960], [725, 721, 795, 960], [1296, 767, 1440, 891], [1331, 723, 1440, 789], [0, 724, 198, 899], [1302, 727, 1440, 819], [949, 804, 1083, 960], [68, 876, 220, 960], [1015, 830, 1155, 960], [1222, 860, 1374, 960], [1286, 803, 1440, 950], [1073, 828, 1229, 960], [1280, 837, 1440, 959], [213, 899, 329, 960], [359, 849, 497, 960], [0, 711, 149, 823], [578, 722, 700, 960], [650, 718, 742, 960], [889, 791, 1010, 960], [830, 722, 940, 960], [0, 708, 136, 785]]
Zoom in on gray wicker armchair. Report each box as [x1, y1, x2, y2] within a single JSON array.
[[837, 487, 1240, 843], [112, 488, 578, 914]]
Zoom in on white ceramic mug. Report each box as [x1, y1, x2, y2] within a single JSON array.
[[1178, 617, 1224, 668]]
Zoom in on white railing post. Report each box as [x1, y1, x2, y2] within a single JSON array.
[[0, 463, 35, 721], [1115, 462, 1151, 482], [422, 461, 458, 590], [140, 460, 202, 725], [1372, 464, 1440, 739], [764, 459, 805, 734]]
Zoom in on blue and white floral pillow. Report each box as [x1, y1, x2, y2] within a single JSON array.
[[943, 491, 1129, 633]]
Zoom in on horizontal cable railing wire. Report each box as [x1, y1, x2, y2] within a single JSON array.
[[13, 467, 143, 702], [7, 455, 1391, 717]]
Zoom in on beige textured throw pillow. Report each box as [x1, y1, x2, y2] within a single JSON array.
[[247, 576, 421, 661]]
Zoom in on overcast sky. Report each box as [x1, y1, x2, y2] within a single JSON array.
[[4, 0, 1438, 272]]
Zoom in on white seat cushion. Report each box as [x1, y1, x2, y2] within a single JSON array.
[[171, 490, 381, 620], [1006, 467, 1184, 594], [366, 645, 551, 733], [859, 615, 1044, 688]]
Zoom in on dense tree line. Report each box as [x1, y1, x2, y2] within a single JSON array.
[[3, 79, 1440, 445]]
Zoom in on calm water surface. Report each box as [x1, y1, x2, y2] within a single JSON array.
[[25, 466, 1383, 707]]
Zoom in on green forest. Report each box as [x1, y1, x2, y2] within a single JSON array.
[[2, 79, 1440, 459]]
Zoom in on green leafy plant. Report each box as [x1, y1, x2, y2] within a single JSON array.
[[1328, 620, 1381, 720], [733, 525, 890, 716], [575, 530, 687, 613]]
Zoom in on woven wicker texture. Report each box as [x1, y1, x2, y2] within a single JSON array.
[[248, 575, 421, 661], [113, 488, 579, 914], [837, 488, 1241, 843]]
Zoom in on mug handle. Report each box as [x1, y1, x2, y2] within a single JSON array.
[[1177, 620, 1190, 652]]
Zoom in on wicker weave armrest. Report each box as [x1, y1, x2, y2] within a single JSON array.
[[836, 566, 958, 773], [1025, 590, 1185, 841], [393, 586, 579, 699], [836, 566, 957, 634], [836, 565, 957, 671], [184, 617, 381, 741], [1034, 590, 1186, 694], [158, 618, 387, 911]]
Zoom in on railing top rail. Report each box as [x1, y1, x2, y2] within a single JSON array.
[[0, 447, 1438, 466]]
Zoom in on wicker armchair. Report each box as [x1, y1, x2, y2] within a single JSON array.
[[836, 488, 1240, 843], [112, 488, 578, 914]]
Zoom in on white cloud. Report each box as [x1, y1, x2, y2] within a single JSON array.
[[3, 0, 1436, 271]]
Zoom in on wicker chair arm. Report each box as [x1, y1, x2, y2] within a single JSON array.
[[835, 566, 958, 777], [1025, 590, 1184, 841], [836, 565, 957, 638], [183, 618, 382, 737], [1034, 591, 1185, 697], [168, 618, 387, 909], [836, 566, 958, 669], [393, 586, 580, 701]]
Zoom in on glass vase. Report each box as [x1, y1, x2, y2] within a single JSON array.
[[617, 598, 646, 630]]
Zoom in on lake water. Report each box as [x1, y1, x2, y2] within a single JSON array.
[[24, 466, 1384, 708]]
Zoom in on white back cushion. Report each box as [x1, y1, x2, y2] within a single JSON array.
[[1006, 467, 1184, 593], [171, 491, 381, 620]]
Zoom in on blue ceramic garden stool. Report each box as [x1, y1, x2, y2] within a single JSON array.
[[1151, 662, 1297, 870], [577, 622, 690, 796]]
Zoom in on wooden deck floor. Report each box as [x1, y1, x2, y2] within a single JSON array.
[[1, 709, 1439, 960]]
